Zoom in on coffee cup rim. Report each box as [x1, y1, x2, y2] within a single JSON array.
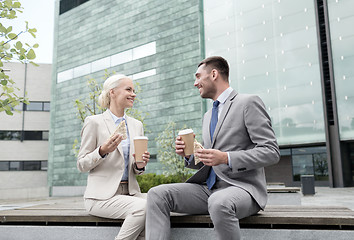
[[178, 129, 193, 135], [134, 136, 148, 140]]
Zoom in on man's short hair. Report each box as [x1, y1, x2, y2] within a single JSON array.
[[198, 56, 229, 81]]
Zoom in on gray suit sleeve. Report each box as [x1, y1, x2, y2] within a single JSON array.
[[228, 96, 280, 172]]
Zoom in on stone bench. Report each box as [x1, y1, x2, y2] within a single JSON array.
[[1, 197, 354, 240]]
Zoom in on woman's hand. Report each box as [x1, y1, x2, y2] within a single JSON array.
[[134, 151, 150, 169], [99, 133, 124, 157]]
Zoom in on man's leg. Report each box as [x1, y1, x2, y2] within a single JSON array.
[[146, 183, 210, 240], [208, 186, 261, 240]]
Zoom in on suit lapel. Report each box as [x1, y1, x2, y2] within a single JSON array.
[[211, 90, 237, 147], [103, 110, 116, 135], [204, 110, 212, 147], [102, 109, 124, 156]]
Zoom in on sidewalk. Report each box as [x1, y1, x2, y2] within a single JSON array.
[[301, 187, 354, 210], [0, 186, 354, 211]]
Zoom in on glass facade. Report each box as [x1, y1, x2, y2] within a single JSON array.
[[327, 0, 354, 140], [291, 146, 328, 181], [203, 0, 326, 146], [203, 0, 354, 186]]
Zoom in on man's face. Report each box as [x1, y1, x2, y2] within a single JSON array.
[[194, 64, 216, 99]]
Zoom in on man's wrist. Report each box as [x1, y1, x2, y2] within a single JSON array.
[[224, 152, 229, 164]]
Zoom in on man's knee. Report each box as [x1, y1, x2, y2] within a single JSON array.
[[148, 185, 165, 197], [208, 194, 234, 217]]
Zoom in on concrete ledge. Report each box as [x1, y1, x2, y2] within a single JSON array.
[[51, 186, 85, 197], [1, 225, 354, 240], [0, 187, 49, 200], [1, 197, 354, 240]]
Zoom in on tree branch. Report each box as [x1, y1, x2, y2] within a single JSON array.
[[2, 30, 25, 45]]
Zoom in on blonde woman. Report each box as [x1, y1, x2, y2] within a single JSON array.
[[77, 74, 150, 240]]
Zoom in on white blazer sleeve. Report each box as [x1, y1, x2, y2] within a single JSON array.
[[77, 116, 105, 172]]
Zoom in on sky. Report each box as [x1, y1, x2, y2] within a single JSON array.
[[3, 0, 55, 64]]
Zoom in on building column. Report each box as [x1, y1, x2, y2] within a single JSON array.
[[314, 0, 345, 187]]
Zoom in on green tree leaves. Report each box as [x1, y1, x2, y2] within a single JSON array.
[[156, 121, 196, 181], [1, 0, 38, 115]]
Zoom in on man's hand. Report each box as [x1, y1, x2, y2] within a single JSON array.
[[175, 135, 191, 158], [99, 133, 124, 157], [195, 149, 228, 166]]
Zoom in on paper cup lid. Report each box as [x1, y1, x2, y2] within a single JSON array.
[[178, 129, 193, 135], [134, 136, 148, 140]]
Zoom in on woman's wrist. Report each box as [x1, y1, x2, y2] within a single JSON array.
[[99, 146, 108, 158]]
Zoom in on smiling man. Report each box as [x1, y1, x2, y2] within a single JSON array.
[[146, 56, 280, 240]]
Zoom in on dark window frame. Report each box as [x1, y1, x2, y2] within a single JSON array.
[[60, 0, 90, 14], [0, 161, 48, 171], [24, 101, 50, 112], [0, 131, 49, 141]]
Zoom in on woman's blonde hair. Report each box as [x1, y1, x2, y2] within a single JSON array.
[[98, 74, 130, 108]]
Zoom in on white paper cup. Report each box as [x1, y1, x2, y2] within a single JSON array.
[[178, 129, 194, 155], [134, 136, 148, 162]]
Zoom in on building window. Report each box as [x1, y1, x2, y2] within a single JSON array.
[[41, 161, 48, 171], [292, 155, 314, 181], [0, 131, 49, 141], [60, 0, 90, 15], [0, 162, 9, 171], [57, 42, 157, 83], [23, 131, 43, 140], [348, 143, 354, 183], [43, 102, 51, 111], [25, 102, 43, 111], [23, 161, 41, 171], [24, 101, 50, 111], [0, 161, 47, 171], [0, 131, 21, 140], [291, 146, 328, 181], [9, 161, 22, 171]]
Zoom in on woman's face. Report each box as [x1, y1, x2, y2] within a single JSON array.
[[111, 78, 136, 109]]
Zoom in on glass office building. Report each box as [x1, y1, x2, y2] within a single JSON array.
[[49, 0, 354, 195], [203, 0, 354, 187]]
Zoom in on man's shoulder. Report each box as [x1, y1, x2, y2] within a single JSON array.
[[232, 94, 267, 112], [236, 93, 259, 100], [235, 93, 264, 103]]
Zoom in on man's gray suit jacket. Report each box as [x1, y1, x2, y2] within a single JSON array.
[[186, 90, 280, 209]]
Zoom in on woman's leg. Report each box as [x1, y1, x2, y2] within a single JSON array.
[[85, 190, 146, 240]]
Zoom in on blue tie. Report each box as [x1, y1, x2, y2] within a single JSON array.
[[206, 100, 220, 190]]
